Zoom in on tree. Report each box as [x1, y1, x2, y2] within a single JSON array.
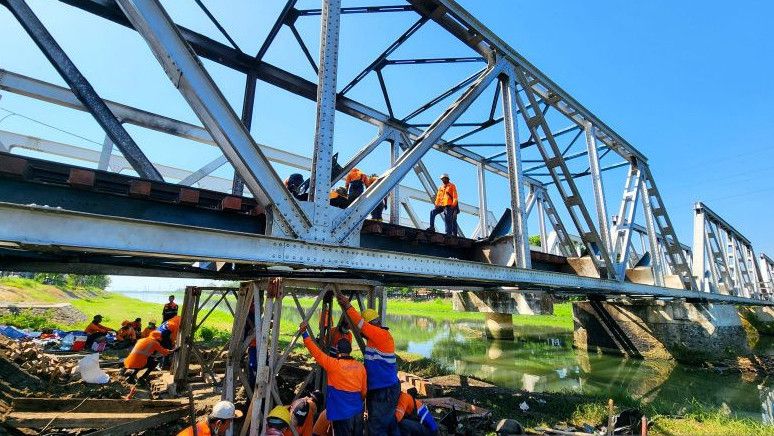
[[529, 235, 542, 247]]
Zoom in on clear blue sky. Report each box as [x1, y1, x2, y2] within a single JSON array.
[[0, 1, 771, 292]]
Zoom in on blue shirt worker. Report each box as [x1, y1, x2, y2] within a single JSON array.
[[335, 289, 401, 436], [299, 321, 366, 436]]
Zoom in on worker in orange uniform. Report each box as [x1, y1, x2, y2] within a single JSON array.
[[122, 330, 172, 384], [312, 409, 332, 436], [290, 390, 323, 436], [395, 388, 439, 435], [114, 320, 137, 349], [427, 173, 458, 236], [330, 186, 349, 208], [158, 314, 181, 368], [177, 400, 242, 436], [345, 167, 368, 201], [334, 289, 400, 436], [162, 295, 178, 321], [140, 321, 156, 338], [299, 320, 366, 436], [84, 314, 114, 348], [320, 292, 353, 350]]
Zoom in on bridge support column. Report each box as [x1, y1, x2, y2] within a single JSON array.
[[452, 290, 553, 340], [573, 300, 751, 363]]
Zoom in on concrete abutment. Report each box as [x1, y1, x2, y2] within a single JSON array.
[[572, 300, 751, 363], [452, 290, 554, 340]]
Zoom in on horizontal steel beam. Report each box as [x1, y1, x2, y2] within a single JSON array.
[[0, 201, 769, 305]]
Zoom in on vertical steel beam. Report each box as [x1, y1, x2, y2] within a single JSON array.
[[640, 181, 664, 287], [585, 123, 612, 254], [389, 138, 400, 224], [97, 135, 113, 171], [331, 60, 504, 241], [610, 163, 641, 278], [692, 206, 707, 291], [233, 73, 258, 196], [500, 74, 530, 268], [115, 0, 310, 237], [3, 0, 163, 181], [308, 0, 341, 223], [476, 162, 489, 238], [537, 192, 548, 252]]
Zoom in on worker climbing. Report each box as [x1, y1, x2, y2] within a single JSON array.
[[177, 400, 242, 436], [334, 288, 401, 436], [299, 319, 366, 436], [428, 173, 458, 236]]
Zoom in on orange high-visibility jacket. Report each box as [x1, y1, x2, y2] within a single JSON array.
[[346, 306, 399, 390], [116, 327, 136, 342], [312, 409, 332, 436], [124, 337, 171, 369], [434, 182, 458, 207], [141, 327, 154, 338], [302, 334, 366, 421], [84, 322, 109, 335], [177, 420, 211, 436], [344, 169, 367, 188], [159, 315, 181, 345]]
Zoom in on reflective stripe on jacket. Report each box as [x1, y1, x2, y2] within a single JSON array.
[[346, 306, 399, 390], [394, 392, 438, 431], [434, 182, 458, 207], [302, 334, 366, 421], [124, 337, 170, 369]]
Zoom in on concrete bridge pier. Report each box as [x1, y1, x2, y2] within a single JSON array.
[[452, 290, 554, 340], [572, 299, 751, 362]]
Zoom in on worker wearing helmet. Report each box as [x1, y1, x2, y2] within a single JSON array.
[[299, 320, 366, 435], [122, 330, 172, 384], [177, 400, 242, 436], [427, 173, 458, 236], [395, 388, 439, 435], [266, 405, 293, 436], [344, 168, 368, 201], [334, 289, 400, 436]]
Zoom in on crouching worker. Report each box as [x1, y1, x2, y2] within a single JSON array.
[[122, 330, 171, 384], [178, 400, 242, 436], [395, 388, 439, 436], [299, 321, 366, 436]]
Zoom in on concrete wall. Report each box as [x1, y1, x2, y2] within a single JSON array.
[[573, 300, 750, 362], [451, 291, 553, 315]]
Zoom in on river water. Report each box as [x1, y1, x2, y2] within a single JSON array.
[[116, 291, 774, 423]]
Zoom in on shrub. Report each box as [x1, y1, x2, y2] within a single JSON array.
[[0, 310, 57, 330]]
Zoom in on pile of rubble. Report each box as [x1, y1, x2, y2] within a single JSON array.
[[0, 338, 75, 382]]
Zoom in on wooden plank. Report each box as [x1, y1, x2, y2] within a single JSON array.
[[6, 412, 158, 429], [89, 407, 188, 435], [9, 397, 186, 413], [422, 397, 490, 418]]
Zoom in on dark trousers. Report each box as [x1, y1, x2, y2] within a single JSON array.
[[398, 419, 435, 436], [367, 383, 400, 436], [348, 181, 365, 200], [332, 413, 364, 436], [248, 346, 257, 388], [160, 330, 173, 368], [371, 200, 386, 220], [429, 206, 456, 235], [124, 357, 158, 384]]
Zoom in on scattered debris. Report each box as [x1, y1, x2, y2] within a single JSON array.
[[1, 338, 76, 382]]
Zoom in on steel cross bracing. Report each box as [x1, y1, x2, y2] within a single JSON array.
[[0, 0, 770, 304]]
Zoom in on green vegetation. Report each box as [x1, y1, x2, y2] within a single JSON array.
[[0, 309, 57, 330]]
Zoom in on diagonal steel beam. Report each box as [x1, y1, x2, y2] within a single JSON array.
[[331, 60, 505, 242], [2, 0, 163, 181], [114, 0, 310, 237]]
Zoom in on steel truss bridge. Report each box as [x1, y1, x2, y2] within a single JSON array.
[[0, 0, 771, 306]]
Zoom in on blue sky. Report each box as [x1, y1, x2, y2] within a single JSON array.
[[0, 1, 771, 292]]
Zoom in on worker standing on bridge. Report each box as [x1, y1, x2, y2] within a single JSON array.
[[395, 387, 439, 435], [177, 400, 242, 436], [334, 289, 401, 436], [299, 320, 366, 435], [427, 173, 458, 236], [162, 295, 178, 322], [345, 167, 368, 201]]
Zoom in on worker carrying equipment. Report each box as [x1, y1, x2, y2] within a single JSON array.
[[177, 400, 242, 436], [395, 388, 439, 435], [299, 320, 366, 435], [345, 168, 368, 200], [334, 289, 401, 436], [122, 330, 171, 384], [428, 173, 459, 236]]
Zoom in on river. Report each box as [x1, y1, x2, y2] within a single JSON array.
[[114, 291, 774, 423]]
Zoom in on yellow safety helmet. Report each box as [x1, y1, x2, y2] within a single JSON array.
[[267, 405, 291, 426], [361, 308, 379, 323]]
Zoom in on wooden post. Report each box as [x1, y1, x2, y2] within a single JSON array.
[[224, 283, 254, 404], [173, 286, 200, 390]]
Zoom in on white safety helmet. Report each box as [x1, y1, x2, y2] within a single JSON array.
[[439, 173, 450, 180], [210, 401, 243, 420]]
